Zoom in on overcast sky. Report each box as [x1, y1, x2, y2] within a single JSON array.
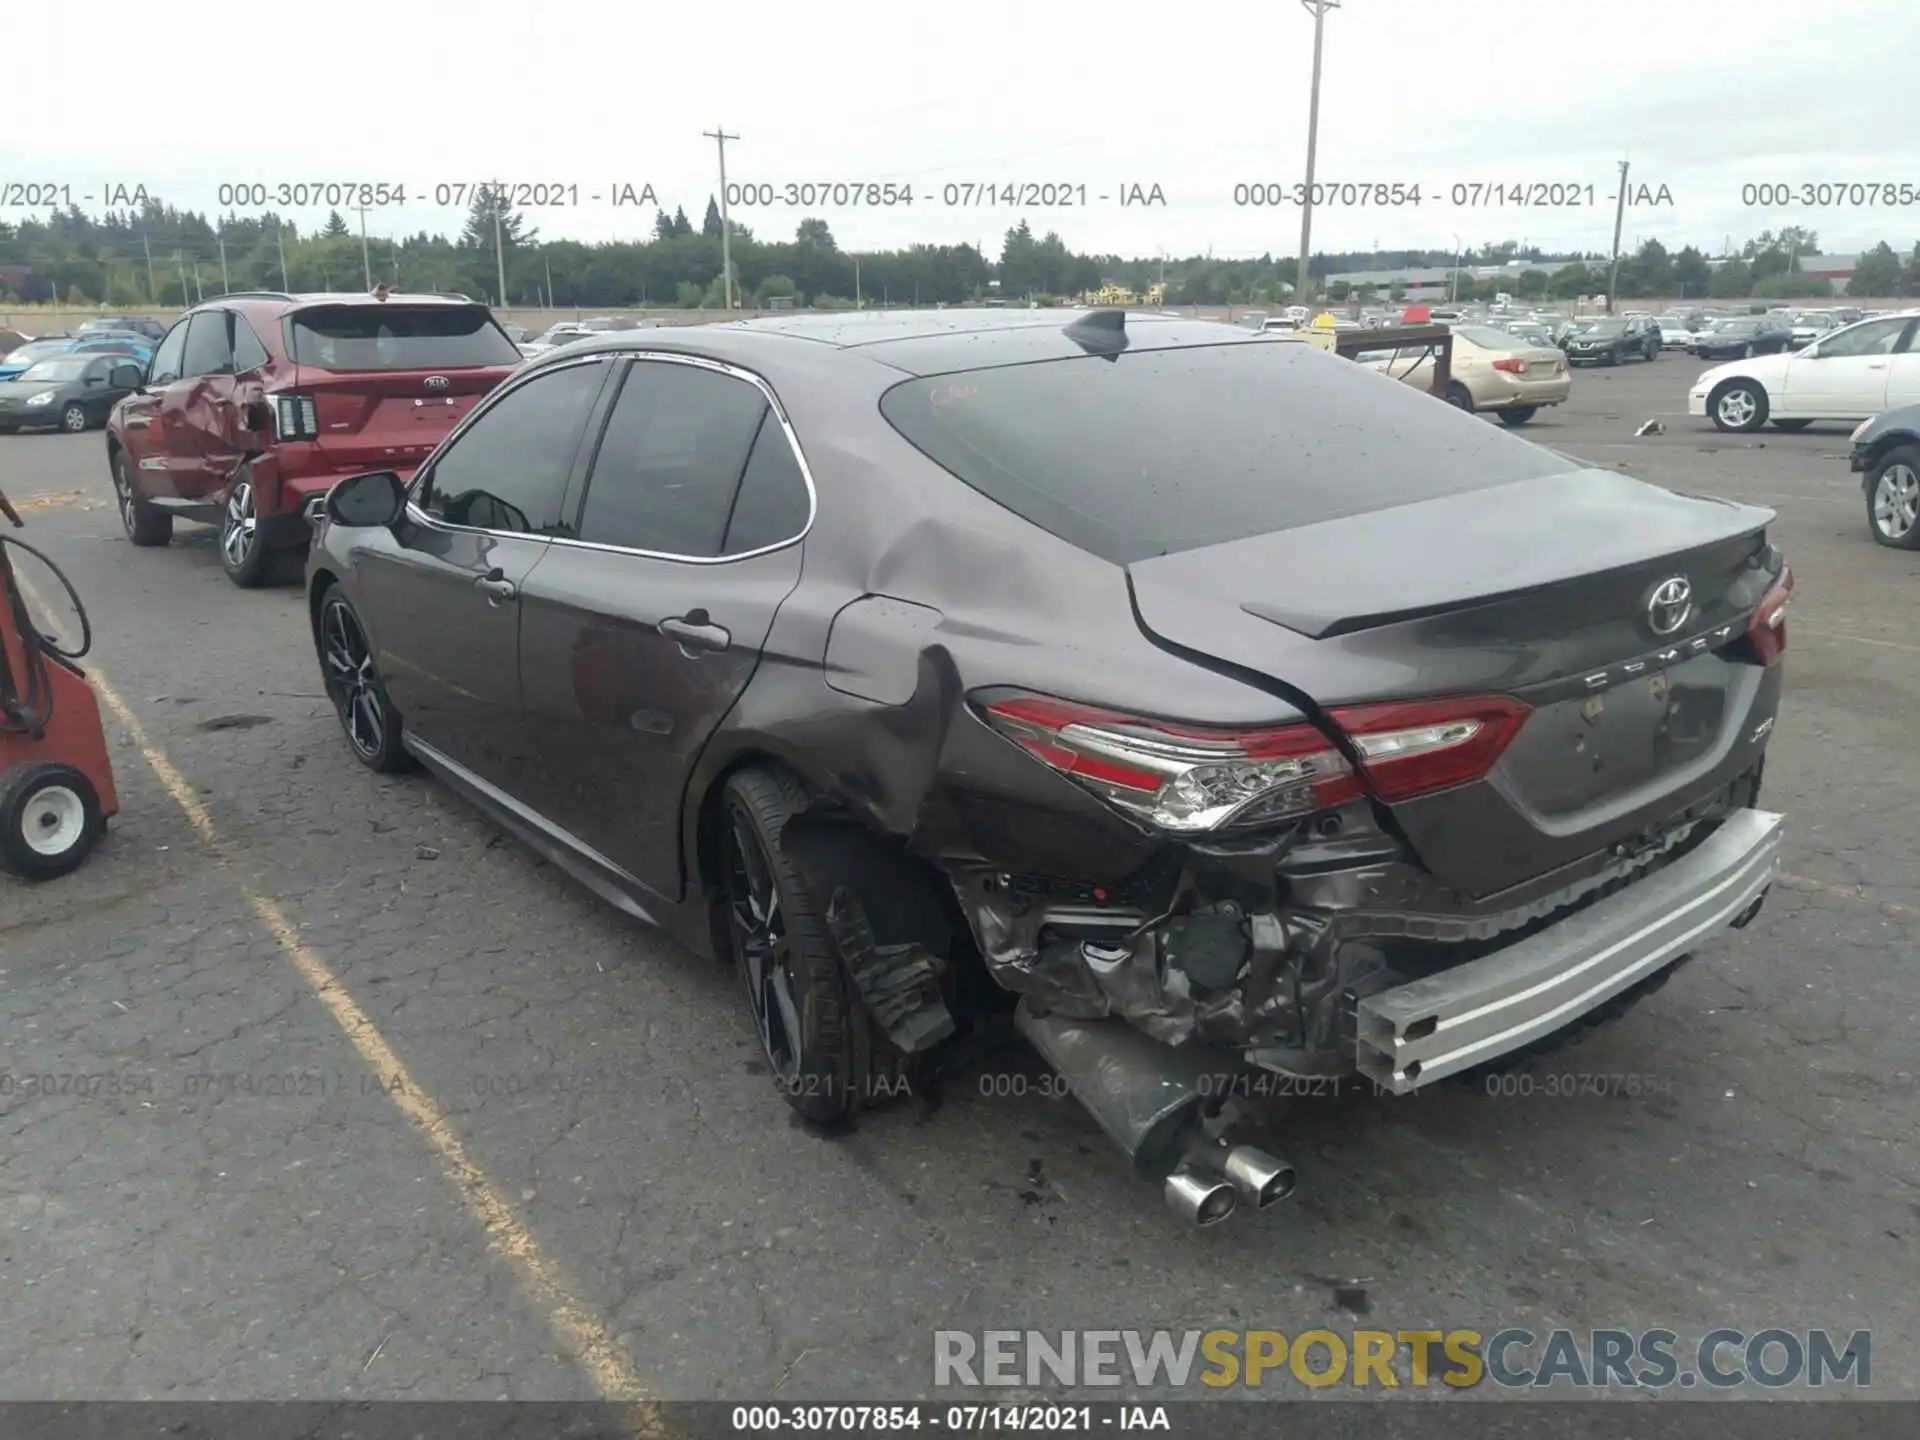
[[10, 0, 1919, 262]]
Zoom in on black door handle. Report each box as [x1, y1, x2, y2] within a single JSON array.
[[659, 613, 731, 653]]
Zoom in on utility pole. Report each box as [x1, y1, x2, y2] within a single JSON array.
[[544, 253, 554, 311], [355, 205, 373, 290], [1294, 0, 1341, 309], [854, 255, 862, 309], [174, 251, 189, 307], [1607, 158, 1630, 314], [275, 224, 290, 290], [141, 230, 156, 302], [491, 182, 509, 308], [703, 127, 740, 308], [217, 229, 231, 294]]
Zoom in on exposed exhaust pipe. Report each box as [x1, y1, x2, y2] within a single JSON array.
[[1220, 1144, 1296, 1209], [1165, 1164, 1238, 1225], [1013, 1003, 1297, 1226]]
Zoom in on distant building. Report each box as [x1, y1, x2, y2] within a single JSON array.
[[1320, 259, 1584, 301], [1795, 253, 1858, 294]]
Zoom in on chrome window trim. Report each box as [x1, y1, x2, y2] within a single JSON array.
[[404, 349, 817, 565]]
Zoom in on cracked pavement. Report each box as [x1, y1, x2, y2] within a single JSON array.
[[1, 353, 1914, 1401]]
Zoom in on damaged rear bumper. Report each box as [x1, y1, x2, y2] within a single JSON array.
[[1356, 806, 1783, 1092]]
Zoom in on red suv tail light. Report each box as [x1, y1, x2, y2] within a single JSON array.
[[978, 692, 1530, 833], [271, 393, 320, 441], [1747, 565, 1793, 666]]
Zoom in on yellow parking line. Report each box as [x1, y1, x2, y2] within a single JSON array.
[[16, 571, 666, 1426]]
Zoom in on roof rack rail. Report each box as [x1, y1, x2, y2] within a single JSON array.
[[436, 291, 474, 302], [220, 290, 297, 302]]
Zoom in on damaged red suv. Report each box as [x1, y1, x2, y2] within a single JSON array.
[[104, 290, 522, 586]]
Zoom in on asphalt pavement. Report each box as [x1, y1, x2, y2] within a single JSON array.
[[1, 349, 1914, 1403]]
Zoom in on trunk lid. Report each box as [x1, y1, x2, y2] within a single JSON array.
[[1128, 469, 1781, 898], [284, 302, 521, 473]]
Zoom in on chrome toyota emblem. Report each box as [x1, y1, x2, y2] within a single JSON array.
[[422, 374, 450, 392], [1645, 576, 1693, 637]]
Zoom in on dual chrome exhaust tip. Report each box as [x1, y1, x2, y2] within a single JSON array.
[[1164, 1144, 1297, 1226]]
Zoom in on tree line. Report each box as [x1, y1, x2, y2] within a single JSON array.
[[2, 187, 1917, 309]]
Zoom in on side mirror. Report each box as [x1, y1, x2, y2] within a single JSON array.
[[109, 362, 144, 389], [325, 470, 407, 529]]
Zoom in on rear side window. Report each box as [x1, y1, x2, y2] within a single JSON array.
[[289, 305, 521, 371], [878, 343, 1572, 565], [180, 312, 234, 377], [723, 416, 811, 554], [575, 360, 769, 557], [233, 319, 271, 371]]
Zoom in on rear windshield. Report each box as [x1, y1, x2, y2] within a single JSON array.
[[878, 343, 1573, 565], [288, 305, 521, 371]]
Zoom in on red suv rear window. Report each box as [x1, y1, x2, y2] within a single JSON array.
[[288, 304, 521, 371]]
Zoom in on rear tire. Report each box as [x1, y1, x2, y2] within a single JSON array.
[[0, 761, 104, 880], [1771, 418, 1812, 432], [720, 766, 898, 1126], [1866, 444, 1920, 550], [219, 477, 275, 588], [111, 450, 171, 546], [1496, 406, 1537, 426], [1444, 382, 1474, 412]]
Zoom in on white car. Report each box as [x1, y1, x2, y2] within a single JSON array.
[[1688, 311, 1920, 432], [1655, 315, 1697, 352], [1788, 311, 1838, 350]]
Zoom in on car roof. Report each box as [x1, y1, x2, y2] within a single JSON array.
[[200, 290, 483, 316], [547, 308, 1279, 378]]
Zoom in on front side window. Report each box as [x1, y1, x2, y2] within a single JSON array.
[[574, 360, 771, 557], [1817, 317, 1909, 358], [418, 360, 608, 535], [148, 321, 190, 384]]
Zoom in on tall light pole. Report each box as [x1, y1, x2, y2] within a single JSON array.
[[1294, 0, 1340, 310], [704, 127, 740, 308], [1606, 157, 1630, 315], [1450, 232, 1462, 302], [491, 182, 509, 307], [355, 204, 373, 290]]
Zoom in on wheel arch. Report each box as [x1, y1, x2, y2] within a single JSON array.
[[690, 749, 969, 973]]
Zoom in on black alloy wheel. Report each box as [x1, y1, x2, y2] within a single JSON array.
[[720, 766, 876, 1125], [317, 587, 410, 772]]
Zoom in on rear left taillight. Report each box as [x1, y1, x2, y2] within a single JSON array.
[[1491, 358, 1525, 373], [977, 692, 1530, 833], [270, 393, 319, 440], [1747, 564, 1793, 665]]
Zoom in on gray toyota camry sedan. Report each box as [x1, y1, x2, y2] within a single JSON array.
[[306, 308, 1790, 1226]]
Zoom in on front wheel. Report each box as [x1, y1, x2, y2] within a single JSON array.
[[316, 586, 412, 772], [1497, 406, 1537, 426], [60, 403, 88, 433], [1709, 380, 1768, 433], [1867, 444, 1920, 550], [0, 762, 104, 880], [720, 766, 882, 1126], [219, 478, 274, 587]]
